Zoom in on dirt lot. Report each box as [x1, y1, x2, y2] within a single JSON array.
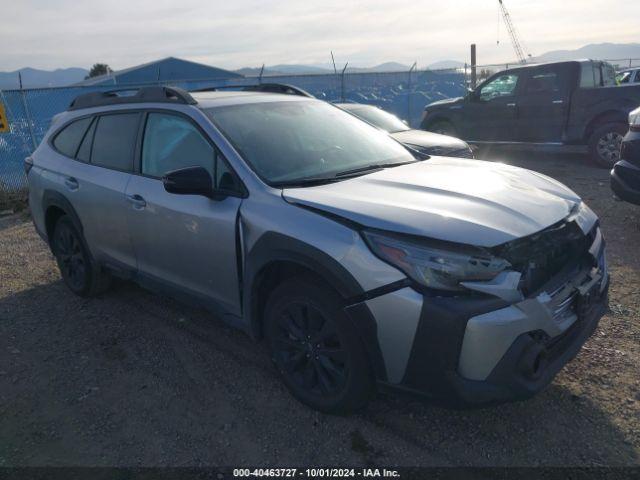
[[1, 152, 639, 467]]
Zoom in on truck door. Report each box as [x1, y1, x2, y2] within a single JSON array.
[[461, 71, 522, 141], [516, 65, 572, 142]]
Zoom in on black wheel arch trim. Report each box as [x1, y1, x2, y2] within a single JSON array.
[[244, 232, 365, 330], [42, 189, 84, 242], [421, 113, 456, 131], [583, 109, 631, 141], [244, 232, 397, 382]]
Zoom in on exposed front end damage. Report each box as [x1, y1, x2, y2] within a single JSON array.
[[359, 204, 609, 405]]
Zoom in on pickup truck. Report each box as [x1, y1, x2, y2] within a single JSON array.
[[420, 60, 640, 167]]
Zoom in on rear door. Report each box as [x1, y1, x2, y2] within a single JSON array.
[[124, 111, 244, 315], [461, 70, 522, 141], [516, 65, 572, 142], [49, 111, 140, 269]]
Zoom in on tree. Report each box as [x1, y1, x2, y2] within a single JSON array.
[[85, 63, 112, 79]]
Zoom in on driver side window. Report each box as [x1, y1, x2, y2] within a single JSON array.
[[480, 73, 520, 101], [142, 113, 214, 178]]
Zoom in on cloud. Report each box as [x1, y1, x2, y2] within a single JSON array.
[[1, 0, 639, 70]]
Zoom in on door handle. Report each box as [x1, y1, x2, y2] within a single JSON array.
[[552, 100, 564, 104], [507, 103, 516, 107], [64, 177, 79, 191], [126, 194, 147, 209]]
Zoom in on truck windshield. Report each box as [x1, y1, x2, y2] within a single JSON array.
[[204, 101, 415, 186]]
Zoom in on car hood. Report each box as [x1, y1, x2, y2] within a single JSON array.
[[283, 158, 582, 247], [390, 129, 468, 150], [425, 96, 464, 109]]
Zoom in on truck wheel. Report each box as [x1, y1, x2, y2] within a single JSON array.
[[588, 122, 627, 168], [52, 215, 111, 297], [264, 276, 374, 413], [427, 120, 457, 137]]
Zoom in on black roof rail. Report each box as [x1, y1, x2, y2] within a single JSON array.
[[69, 86, 197, 111], [192, 83, 315, 98]]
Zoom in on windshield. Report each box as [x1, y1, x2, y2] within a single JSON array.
[[342, 105, 410, 133], [205, 101, 414, 185]]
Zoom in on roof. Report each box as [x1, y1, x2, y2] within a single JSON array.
[[75, 57, 242, 86], [192, 91, 314, 109]]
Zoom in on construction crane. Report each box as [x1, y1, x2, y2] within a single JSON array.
[[497, 0, 530, 64]]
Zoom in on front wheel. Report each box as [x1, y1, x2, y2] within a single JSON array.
[[588, 122, 627, 168], [425, 120, 457, 137], [264, 276, 374, 413]]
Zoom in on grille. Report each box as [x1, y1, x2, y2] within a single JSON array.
[[497, 221, 592, 296]]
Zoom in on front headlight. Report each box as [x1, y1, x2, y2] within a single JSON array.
[[630, 108, 640, 132], [363, 230, 511, 291]]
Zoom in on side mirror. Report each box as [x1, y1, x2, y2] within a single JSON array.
[[163, 166, 213, 197]]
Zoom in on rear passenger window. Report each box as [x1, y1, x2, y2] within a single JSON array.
[[53, 117, 92, 158], [142, 113, 214, 178], [525, 72, 560, 94], [91, 113, 140, 171]]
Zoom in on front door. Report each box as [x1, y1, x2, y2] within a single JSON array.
[[462, 71, 522, 141], [125, 112, 243, 315]]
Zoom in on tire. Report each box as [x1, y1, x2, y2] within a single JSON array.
[[264, 276, 374, 413], [426, 120, 457, 137], [588, 122, 627, 168], [51, 215, 111, 297]]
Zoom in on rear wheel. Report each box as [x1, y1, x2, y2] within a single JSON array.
[[588, 122, 627, 168], [52, 215, 111, 297], [264, 276, 374, 413]]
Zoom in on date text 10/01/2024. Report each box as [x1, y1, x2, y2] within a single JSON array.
[[233, 469, 401, 478]]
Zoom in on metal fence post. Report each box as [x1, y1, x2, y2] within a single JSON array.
[[408, 62, 417, 127], [470, 44, 477, 90], [18, 73, 37, 150], [340, 63, 348, 102]]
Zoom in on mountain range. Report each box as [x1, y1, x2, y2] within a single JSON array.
[[0, 67, 88, 89], [2, 43, 639, 89]]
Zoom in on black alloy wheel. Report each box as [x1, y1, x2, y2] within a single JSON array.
[[52, 215, 111, 296], [265, 276, 374, 413], [271, 301, 348, 396]]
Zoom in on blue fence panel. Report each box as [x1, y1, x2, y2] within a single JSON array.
[[0, 70, 465, 192]]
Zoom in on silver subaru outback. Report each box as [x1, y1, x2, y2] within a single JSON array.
[[26, 86, 609, 413]]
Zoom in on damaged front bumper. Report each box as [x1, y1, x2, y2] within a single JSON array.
[[451, 265, 608, 405], [363, 223, 609, 406]]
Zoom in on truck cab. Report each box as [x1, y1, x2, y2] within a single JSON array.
[[421, 60, 640, 167]]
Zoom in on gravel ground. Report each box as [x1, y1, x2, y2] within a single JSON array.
[[0, 152, 638, 467]]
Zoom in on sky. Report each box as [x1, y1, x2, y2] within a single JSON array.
[[1, 0, 639, 71]]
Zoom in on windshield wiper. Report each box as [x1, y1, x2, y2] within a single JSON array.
[[334, 159, 419, 178], [273, 159, 421, 188], [271, 176, 343, 188]]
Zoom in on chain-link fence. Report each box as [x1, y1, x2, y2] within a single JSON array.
[[2, 57, 639, 193], [0, 68, 467, 192]]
